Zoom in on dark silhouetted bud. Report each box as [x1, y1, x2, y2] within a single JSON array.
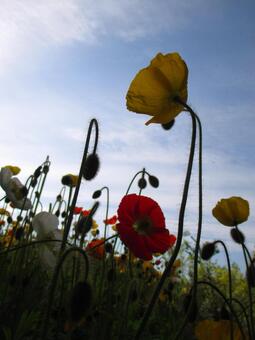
[[148, 175, 159, 188], [246, 261, 255, 287], [29, 211, 34, 218], [16, 215, 23, 222], [5, 197, 10, 203], [105, 242, 113, 253], [55, 210, 60, 217], [61, 211, 66, 218], [230, 228, 245, 244], [62, 175, 72, 186], [70, 281, 92, 322], [33, 166, 42, 179], [92, 190, 101, 199], [7, 216, 12, 224], [30, 178, 37, 188], [161, 119, 175, 130], [83, 153, 100, 180], [35, 191, 40, 198], [43, 165, 49, 174], [138, 177, 147, 189], [56, 194, 62, 201], [15, 227, 24, 240], [75, 216, 92, 235], [201, 242, 216, 260]]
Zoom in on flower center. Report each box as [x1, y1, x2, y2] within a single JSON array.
[[133, 217, 152, 235]]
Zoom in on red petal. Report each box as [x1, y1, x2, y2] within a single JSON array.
[[104, 215, 118, 225]]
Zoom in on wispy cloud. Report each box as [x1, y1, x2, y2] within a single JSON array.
[[0, 0, 206, 74]]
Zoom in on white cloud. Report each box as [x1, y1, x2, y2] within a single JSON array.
[[0, 0, 205, 74]]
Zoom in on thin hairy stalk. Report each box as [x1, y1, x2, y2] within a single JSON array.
[[61, 119, 99, 251], [197, 281, 247, 340], [135, 104, 197, 340]]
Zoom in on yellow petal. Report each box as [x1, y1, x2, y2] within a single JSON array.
[[4, 165, 21, 175]]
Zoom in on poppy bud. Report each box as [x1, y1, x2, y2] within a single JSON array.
[[161, 119, 175, 130], [75, 216, 92, 235], [61, 211, 66, 218], [230, 228, 245, 244], [56, 194, 62, 201], [7, 216, 12, 224], [148, 175, 159, 188], [17, 215, 23, 222], [30, 178, 37, 188], [201, 242, 216, 260], [33, 166, 42, 179], [138, 177, 147, 189], [43, 165, 49, 174], [83, 153, 100, 181], [61, 175, 73, 186], [69, 281, 92, 322], [92, 190, 101, 199], [5, 197, 10, 203], [55, 210, 60, 217]]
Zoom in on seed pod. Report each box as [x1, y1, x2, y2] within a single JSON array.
[[83, 153, 100, 181]]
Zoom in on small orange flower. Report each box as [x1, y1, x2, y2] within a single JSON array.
[[86, 238, 105, 259]]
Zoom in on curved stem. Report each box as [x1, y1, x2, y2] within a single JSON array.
[[61, 119, 99, 251], [125, 169, 150, 195], [135, 104, 197, 339]]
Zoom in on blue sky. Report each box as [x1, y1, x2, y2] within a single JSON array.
[[0, 0, 254, 270]]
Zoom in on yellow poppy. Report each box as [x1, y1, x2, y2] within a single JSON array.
[[195, 320, 245, 340], [212, 197, 249, 227], [61, 174, 79, 187], [4, 165, 21, 175], [0, 208, 10, 216], [126, 52, 188, 125]]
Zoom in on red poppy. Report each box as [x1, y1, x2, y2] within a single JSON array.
[[104, 215, 118, 225], [73, 207, 83, 215], [86, 238, 105, 259], [116, 194, 176, 260], [82, 209, 90, 217]]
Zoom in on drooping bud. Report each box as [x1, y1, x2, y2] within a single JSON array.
[[92, 190, 102, 199], [33, 166, 42, 179], [201, 242, 216, 260], [83, 153, 100, 181], [148, 175, 159, 188], [230, 228, 245, 244], [161, 119, 175, 131], [138, 177, 147, 189]]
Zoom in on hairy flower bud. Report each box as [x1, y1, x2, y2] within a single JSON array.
[[230, 228, 245, 244], [83, 153, 100, 181], [201, 242, 216, 260]]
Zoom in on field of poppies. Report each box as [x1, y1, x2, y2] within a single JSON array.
[[0, 53, 254, 339]]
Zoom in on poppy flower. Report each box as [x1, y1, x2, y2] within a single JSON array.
[[195, 320, 245, 340], [86, 238, 105, 259], [73, 207, 83, 215], [0, 167, 32, 210], [104, 215, 118, 225], [116, 194, 176, 260], [82, 209, 90, 217], [126, 52, 188, 125], [212, 197, 249, 227]]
